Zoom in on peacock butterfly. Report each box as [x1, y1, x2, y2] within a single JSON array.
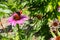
[[13, 10, 22, 20]]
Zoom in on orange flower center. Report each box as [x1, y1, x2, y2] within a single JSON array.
[[56, 36, 60, 40], [13, 14, 21, 20]]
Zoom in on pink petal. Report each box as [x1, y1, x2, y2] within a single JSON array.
[[21, 15, 29, 20], [16, 20, 24, 25], [11, 21, 17, 26], [8, 16, 13, 22]]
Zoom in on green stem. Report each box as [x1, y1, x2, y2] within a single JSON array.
[[16, 24, 21, 40], [27, 33, 33, 40], [50, 31, 56, 37], [57, 31, 60, 36]]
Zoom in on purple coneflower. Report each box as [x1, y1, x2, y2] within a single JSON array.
[[48, 19, 60, 35], [57, 6, 60, 12], [48, 19, 60, 28], [8, 12, 29, 26]]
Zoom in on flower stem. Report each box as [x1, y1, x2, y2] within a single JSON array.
[[16, 24, 22, 40], [50, 31, 56, 37], [57, 31, 60, 36]]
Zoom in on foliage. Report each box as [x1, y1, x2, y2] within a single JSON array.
[[0, 0, 60, 40]]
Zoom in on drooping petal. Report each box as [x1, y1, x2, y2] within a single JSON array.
[[8, 16, 13, 23], [21, 15, 29, 20], [16, 19, 24, 25], [8, 13, 29, 26], [11, 21, 17, 26]]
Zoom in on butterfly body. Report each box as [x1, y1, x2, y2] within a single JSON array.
[[13, 10, 22, 20]]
